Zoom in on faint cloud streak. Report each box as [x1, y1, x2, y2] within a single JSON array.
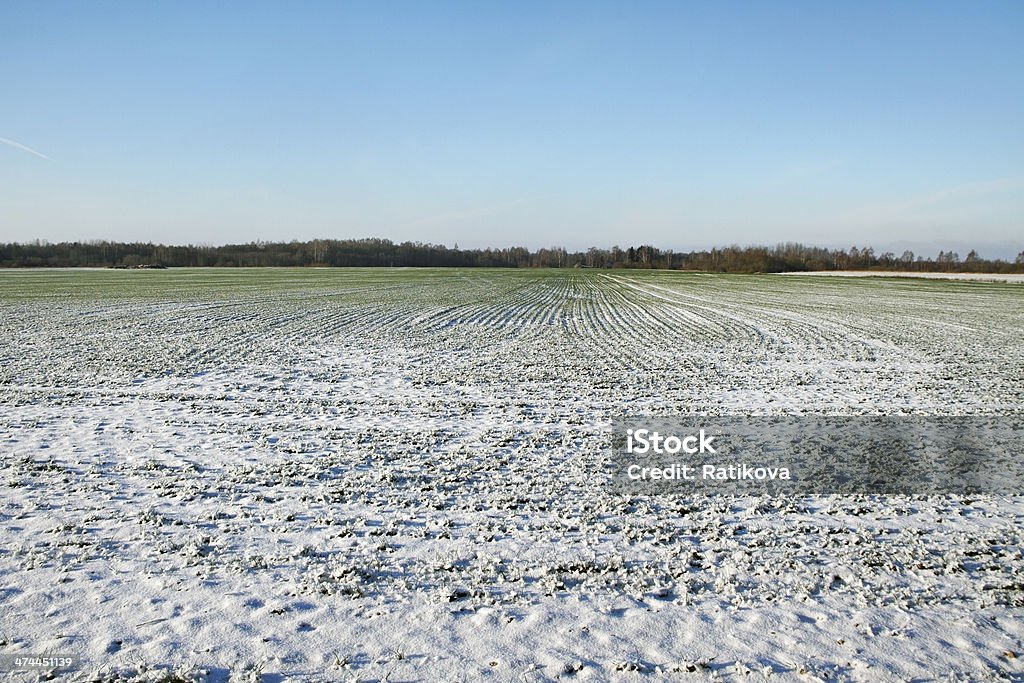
[[400, 195, 552, 231], [836, 175, 1024, 225], [0, 137, 50, 160]]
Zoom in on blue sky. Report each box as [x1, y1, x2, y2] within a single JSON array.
[[2, 1, 1022, 256]]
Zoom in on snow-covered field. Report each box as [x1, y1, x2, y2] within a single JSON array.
[[781, 271, 1024, 284], [1, 268, 1022, 682]]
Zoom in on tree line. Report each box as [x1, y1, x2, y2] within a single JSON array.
[[2, 238, 1022, 273]]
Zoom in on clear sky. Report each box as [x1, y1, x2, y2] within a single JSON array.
[[2, 1, 1022, 256]]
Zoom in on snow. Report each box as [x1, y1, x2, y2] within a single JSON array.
[[1, 268, 1022, 681], [780, 270, 1024, 283]]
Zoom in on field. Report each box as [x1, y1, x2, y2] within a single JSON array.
[[1, 268, 1022, 682]]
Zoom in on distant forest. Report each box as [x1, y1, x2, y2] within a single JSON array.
[[2, 239, 1023, 273]]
